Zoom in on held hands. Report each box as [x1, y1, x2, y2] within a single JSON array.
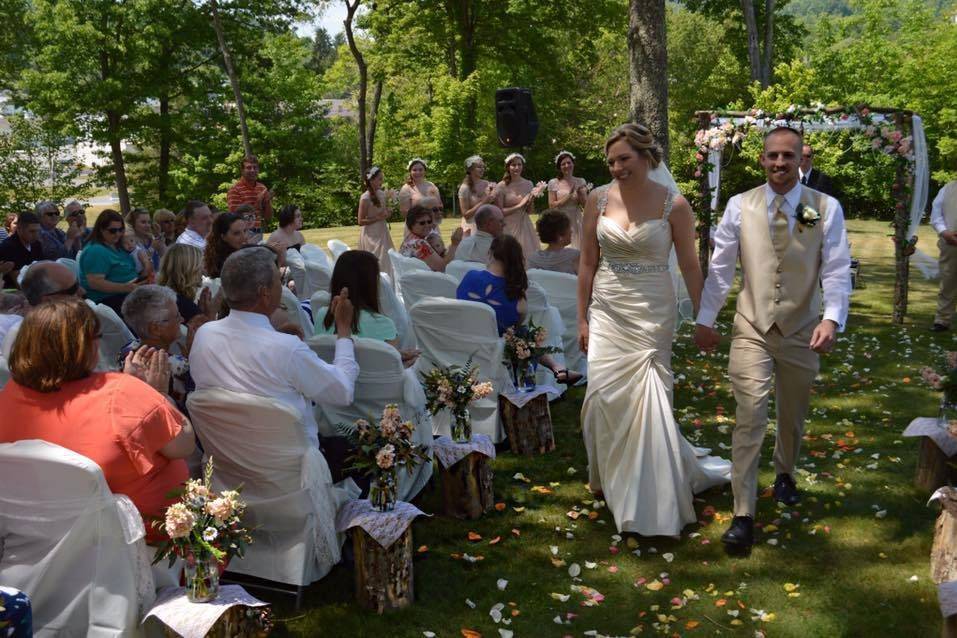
[[123, 345, 171, 394], [694, 323, 721, 351], [331, 286, 355, 338], [809, 319, 838, 354]]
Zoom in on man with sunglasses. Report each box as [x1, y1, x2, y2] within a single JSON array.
[[36, 201, 82, 260], [0, 212, 43, 289]]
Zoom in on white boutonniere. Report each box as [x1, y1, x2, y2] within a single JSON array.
[[795, 203, 821, 228]]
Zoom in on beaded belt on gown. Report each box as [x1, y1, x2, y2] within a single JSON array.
[[600, 258, 670, 274]]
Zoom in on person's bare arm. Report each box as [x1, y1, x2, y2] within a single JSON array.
[[86, 273, 138, 294], [159, 417, 196, 459], [669, 195, 703, 316], [577, 191, 601, 353]]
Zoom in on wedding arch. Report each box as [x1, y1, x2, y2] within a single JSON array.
[[692, 105, 929, 324]]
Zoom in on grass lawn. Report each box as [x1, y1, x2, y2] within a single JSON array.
[[260, 218, 948, 637]]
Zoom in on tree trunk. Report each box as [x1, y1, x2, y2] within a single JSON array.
[[367, 76, 383, 166], [158, 94, 170, 203], [209, 0, 252, 157], [627, 0, 669, 161], [892, 112, 912, 324], [696, 112, 714, 277], [344, 0, 369, 177], [762, 0, 775, 86], [353, 526, 414, 613], [499, 394, 555, 456], [106, 110, 131, 215], [739, 0, 764, 87], [440, 452, 494, 519]]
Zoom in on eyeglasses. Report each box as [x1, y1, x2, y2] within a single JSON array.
[[43, 211, 60, 217], [415, 220, 433, 226], [105, 226, 124, 234]]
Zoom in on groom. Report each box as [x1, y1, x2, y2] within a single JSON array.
[[694, 126, 851, 553]]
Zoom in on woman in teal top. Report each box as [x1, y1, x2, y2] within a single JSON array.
[[316, 250, 418, 366], [79, 209, 140, 313]]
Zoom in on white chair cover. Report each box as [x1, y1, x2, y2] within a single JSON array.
[[307, 335, 434, 502], [0, 353, 8, 389], [280, 285, 311, 336], [300, 244, 330, 267], [525, 281, 567, 391], [379, 273, 416, 349], [88, 301, 134, 372], [327, 239, 350, 261], [56, 257, 79, 277], [388, 249, 430, 303], [309, 291, 332, 332], [285, 248, 307, 300], [400, 270, 459, 314], [527, 269, 586, 379], [186, 389, 357, 586], [411, 298, 506, 442], [444, 259, 484, 283], [0, 440, 152, 637], [303, 260, 332, 301]]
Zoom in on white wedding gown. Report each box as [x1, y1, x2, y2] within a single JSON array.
[[581, 185, 731, 537]]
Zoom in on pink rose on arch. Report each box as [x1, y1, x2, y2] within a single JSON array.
[[860, 107, 871, 116], [694, 169, 703, 178], [695, 152, 704, 162]]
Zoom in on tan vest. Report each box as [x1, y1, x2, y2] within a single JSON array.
[[942, 181, 957, 231], [735, 185, 829, 337]]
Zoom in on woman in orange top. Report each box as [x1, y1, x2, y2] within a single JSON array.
[[0, 297, 195, 542]]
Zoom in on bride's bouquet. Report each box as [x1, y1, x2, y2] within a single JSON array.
[[420, 358, 494, 442], [503, 319, 560, 392]]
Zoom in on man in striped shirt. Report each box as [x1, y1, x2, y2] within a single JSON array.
[[226, 154, 273, 232]]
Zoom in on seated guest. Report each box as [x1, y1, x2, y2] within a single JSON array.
[[0, 297, 195, 541], [527, 209, 581, 275], [454, 204, 504, 263], [399, 206, 462, 272], [121, 285, 201, 412], [78, 209, 139, 314], [157, 243, 215, 323], [174, 200, 212, 251], [0, 212, 16, 241], [456, 235, 581, 385], [189, 247, 359, 447], [203, 212, 246, 278], [315, 250, 418, 367], [153, 209, 176, 246], [0, 212, 43, 289], [122, 227, 155, 282], [233, 203, 261, 245], [270, 204, 306, 251], [2, 261, 85, 359], [127, 207, 164, 271], [64, 201, 93, 246], [36, 201, 81, 260]]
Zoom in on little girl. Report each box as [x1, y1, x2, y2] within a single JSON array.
[[122, 227, 154, 282]]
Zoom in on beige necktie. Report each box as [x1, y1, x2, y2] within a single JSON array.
[[771, 195, 789, 256]]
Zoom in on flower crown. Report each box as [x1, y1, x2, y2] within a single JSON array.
[[464, 155, 483, 170], [504, 153, 525, 166], [554, 150, 575, 165], [407, 158, 428, 171], [366, 165, 381, 180]]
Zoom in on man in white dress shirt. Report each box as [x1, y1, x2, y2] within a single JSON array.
[[694, 126, 851, 553], [453, 204, 505, 263], [174, 200, 213, 251], [190, 247, 359, 448], [929, 178, 957, 331]]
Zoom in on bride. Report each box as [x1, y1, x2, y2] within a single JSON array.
[[578, 123, 731, 537]]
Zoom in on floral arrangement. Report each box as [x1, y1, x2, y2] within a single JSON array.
[[420, 358, 494, 441], [795, 203, 821, 227], [337, 404, 430, 510], [503, 319, 560, 390], [921, 351, 957, 404]]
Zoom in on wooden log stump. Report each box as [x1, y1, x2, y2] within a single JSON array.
[[440, 452, 494, 519], [353, 525, 414, 613], [931, 488, 957, 638], [499, 393, 554, 456], [915, 437, 957, 492]]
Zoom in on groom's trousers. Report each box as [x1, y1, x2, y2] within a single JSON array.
[[727, 314, 819, 517]]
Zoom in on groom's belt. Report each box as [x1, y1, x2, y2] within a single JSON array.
[[600, 259, 670, 275]]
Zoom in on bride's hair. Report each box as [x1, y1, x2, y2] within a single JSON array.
[[604, 123, 662, 168], [489, 235, 527, 301]]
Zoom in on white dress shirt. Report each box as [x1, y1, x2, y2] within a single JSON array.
[[189, 310, 359, 446], [697, 182, 851, 331], [453, 230, 493, 263], [930, 181, 957, 235], [175, 228, 207, 251]]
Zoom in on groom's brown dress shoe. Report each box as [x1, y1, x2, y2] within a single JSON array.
[[772, 473, 800, 506], [721, 516, 754, 554]]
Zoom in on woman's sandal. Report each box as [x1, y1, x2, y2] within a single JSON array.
[[554, 368, 583, 385]]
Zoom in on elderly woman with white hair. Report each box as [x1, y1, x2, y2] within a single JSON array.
[[495, 153, 546, 258], [458, 155, 496, 234], [120, 284, 200, 411]]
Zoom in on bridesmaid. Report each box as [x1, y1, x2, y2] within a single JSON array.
[[399, 158, 441, 224], [357, 166, 396, 279], [547, 150, 588, 249], [458, 155, 496, 234], [495, 153, 545, 258]]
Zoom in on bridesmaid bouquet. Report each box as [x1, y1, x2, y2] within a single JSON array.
[[503, 319, 560, 391], [531, 181, 548, 198], [421, 359, 494, 441], [337, 405, 430, 509]]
